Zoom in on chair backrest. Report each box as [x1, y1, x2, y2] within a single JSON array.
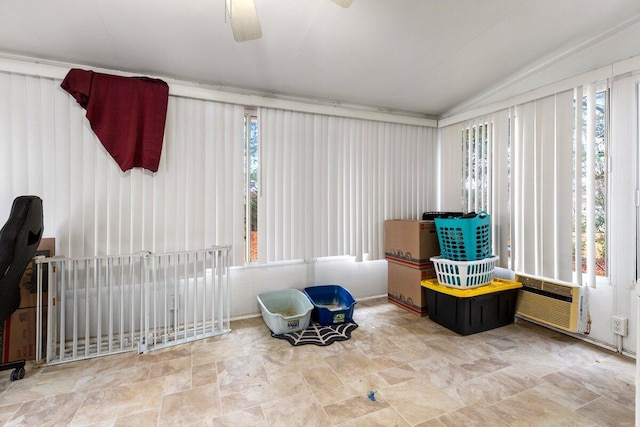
[[0, 196, 43, 322]]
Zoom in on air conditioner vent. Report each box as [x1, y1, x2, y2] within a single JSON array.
[[515, 274, 583, 333]]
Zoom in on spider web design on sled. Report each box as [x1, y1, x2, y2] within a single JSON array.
[[271, 321, 358, 346]]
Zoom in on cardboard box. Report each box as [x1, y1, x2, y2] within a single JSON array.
[[384, 220, 440, 269], [0, 238, 54, 362], [18, 237, 54, 308], [387, 262, 435, 316], [0, 307, 44, 362]]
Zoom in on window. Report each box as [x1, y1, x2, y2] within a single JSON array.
[[462, 121, 490, 213], [258, 108, 438, 263], [244, 110, 259, 263], [459, 83, 608, 286], [575, 88, 608, 277]]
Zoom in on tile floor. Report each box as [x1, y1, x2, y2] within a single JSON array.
[[0, 297, 634, 426]]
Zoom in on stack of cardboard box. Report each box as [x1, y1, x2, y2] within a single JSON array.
[[384, 220, 440, 316], [0, 238, 53, 363]]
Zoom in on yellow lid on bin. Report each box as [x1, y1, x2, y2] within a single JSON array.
[[421, 277, 522, 297]]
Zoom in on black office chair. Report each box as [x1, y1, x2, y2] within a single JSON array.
[[0, 196, 43, 381]]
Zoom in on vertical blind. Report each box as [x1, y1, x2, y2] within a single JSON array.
[[0, 71, 245, 264], [259, 108, 438, 263], [444, 83, 603, 286], [459, 111, 510, 264], [510, 91, 575, 282]]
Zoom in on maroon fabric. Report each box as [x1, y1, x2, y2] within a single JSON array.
[[61, 68, 169, 172]]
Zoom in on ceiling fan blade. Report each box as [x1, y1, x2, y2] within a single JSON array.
[[226, 0, 262, 42], [330, 0, 353, 7]]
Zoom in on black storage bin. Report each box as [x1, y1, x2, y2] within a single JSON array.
[[422, 212, 463, 220], [423, 279, 521, 335]]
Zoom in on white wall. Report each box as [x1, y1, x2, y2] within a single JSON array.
[[230, 258, 388, 318], [606, 73, 639, 354]]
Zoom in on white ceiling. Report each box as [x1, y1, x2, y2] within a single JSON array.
[[2, 0, 640, 118]]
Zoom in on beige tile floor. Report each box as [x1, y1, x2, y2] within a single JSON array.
[[0, 297, 634, 426]]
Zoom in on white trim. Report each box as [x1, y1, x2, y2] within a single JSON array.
[[440, 57, 640, 129], [443, 12, 640, 120], [514, 316, 624, 355], [612, 55, 640, 78], [438, 65, 614, 128], [0, 53, 437, 128]]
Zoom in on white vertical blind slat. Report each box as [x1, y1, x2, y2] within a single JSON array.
[[574, 86, 584, 283], [0, 74, 11, 203], [506, 108, 515, 269], [537, 95, 555, 277], [585, 83, 597, 287], [9, 75, 26, 196], [524, 102, 537, 273], [39, 78, 57, 234], [512, 104, 524, 272], [491, 110, 510, 266], [555, 90, 575, 282], [439, 124, 462, 211]]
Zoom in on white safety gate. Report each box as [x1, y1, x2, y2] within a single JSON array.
[[35, 246, 231, 365]]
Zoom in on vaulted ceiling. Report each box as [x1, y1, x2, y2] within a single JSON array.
[[2, 0, 640, 118]]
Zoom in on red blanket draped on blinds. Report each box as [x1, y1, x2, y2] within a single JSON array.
[[61, 68, 169, 172]]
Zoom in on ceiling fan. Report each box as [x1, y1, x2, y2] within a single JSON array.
[[225, 0, 353, 42]]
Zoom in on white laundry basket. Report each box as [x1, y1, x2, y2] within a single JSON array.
[[430, 255, 499, 289]]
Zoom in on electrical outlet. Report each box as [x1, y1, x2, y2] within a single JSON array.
[[612, 316, 628, 336]]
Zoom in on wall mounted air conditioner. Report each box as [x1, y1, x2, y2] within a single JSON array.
[[515, 274, 586, 333]]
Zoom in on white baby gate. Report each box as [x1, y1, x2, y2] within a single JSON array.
[[34, 246, 231, 365]]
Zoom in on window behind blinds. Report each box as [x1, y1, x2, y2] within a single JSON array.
[[459, 83, 607, 286], [0, 71, 246, 263], [258, 108, 438, 263]]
